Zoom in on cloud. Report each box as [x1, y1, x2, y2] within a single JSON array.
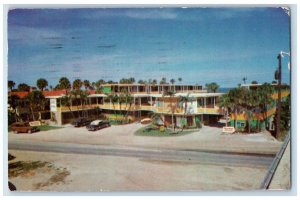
[[8, 25, 63, 44]]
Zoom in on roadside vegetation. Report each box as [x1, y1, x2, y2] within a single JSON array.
[[135, 125, 195, 137], [37, 125, 63, 131]]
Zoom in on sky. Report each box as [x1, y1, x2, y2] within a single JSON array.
[[7, 7, 291, 88]]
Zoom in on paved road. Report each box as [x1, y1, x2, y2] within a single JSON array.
[[8, 140, 274, 168]]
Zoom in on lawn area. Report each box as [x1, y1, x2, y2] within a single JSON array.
[[135, 125, 196, 137], [37, 125, 63, 131]]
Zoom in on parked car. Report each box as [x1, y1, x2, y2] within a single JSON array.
[[72, 117, 93, 127], [10, 122, 40, 134], [86, 120, 110, 131]]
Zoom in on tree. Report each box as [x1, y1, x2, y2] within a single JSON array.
[[170, 78, 175, 91], [179, 93, 193, 130], [242, 77, 247, 84], [83, 80, 90, 90], [8, 80, 15, 91], [205, 82, 219, 93], [72, 79, 82, 90], [251, 81, 258, 84], [152, 79, 157, 85], [25, 91, 46, 121], [17, 83, 30, 92], [8, 94, 20, 123], [273, 94, 290, 140], [178, 77, 182, 83], [36, 78, 48, 91], [162, 90, 177, 132], [58, 77, 71, 90], [160, 77, 167, 84], [129, 77, 135, 84], [138, 80, 145, 84], [219, 94, 232, 127], [256, 83, 275, 130], [272, 81, 277, 84]]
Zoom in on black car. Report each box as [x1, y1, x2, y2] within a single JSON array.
[[86, 120, 110, 131], [72, 117, 93, 127]]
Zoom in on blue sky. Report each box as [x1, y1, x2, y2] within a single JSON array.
[[8, 7, 291, 88]]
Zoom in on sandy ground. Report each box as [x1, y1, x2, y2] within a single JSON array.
[[7, 123, 286, 192], [8, 150, 269, 192], [8, 123, 282, 155]]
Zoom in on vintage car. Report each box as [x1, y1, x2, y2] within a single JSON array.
[[10, 122, 40, 134], [86, 120, 111, 131], [72, 117, 93, 127]]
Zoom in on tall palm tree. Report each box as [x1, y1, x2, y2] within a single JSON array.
[[179, 93, 192, 130], [25, 91, 46, 121], [170, 78, 175, 91], [162, 90, 177, 131], [219, 94, 232, 127], [36, 78, 48, 91], [257, 83, 274, 130], [8, 80, 15, 91]]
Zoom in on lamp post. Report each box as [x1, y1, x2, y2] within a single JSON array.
[[275, 51, 290, 139]]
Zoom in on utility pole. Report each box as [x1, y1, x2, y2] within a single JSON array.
[[276, 53, 282, 139]]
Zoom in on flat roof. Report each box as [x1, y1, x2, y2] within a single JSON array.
[[175, 93, 224, 97]]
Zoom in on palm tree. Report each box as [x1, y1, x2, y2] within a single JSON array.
[[179, 93, 192, 130], [178, 77, 182, 83], [242, 77, 247, 84], [17, 83, 30, 92], [227, 87, 245, 129], [205, 82, 219, 93], [170, 78, 175, 91], [83, 80, 90, 90], [257, 83, 274, 130], [8, 80, 15, 91], [129, 77, 135, 84], [160, 77, 167, 84], [58, 77, 71, 91], [8, 94, 20, 122], [138, 80, 145, 84], [25, 91, 46, 121], [36, 78, 48, 91], [72, 79, 82, 90], [162, 90, 177, 132], [219, 94, 232, 127]]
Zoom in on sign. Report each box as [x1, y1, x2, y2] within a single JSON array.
[[222, 126, 235, 134], [50, 98, 57, 111]]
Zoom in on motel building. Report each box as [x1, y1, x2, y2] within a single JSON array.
[[229, 84, 290, 132], [9, 83, 224, 127]]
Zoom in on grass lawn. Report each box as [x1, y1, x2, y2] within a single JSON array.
[[37, 125, 63, 131], [135, 125, 196, 137]]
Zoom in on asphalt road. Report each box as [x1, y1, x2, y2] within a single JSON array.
[[8, 140, 275, 168]]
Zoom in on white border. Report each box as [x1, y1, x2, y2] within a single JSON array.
[[1, 1, 299, 199]]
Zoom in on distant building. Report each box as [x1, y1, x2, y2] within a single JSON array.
[[9, 84, 224, 127]]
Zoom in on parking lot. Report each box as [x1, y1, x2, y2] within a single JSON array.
[[8, 122, 282, 155]]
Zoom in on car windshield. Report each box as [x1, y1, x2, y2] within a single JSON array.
[[91, 120, 102, 125]]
